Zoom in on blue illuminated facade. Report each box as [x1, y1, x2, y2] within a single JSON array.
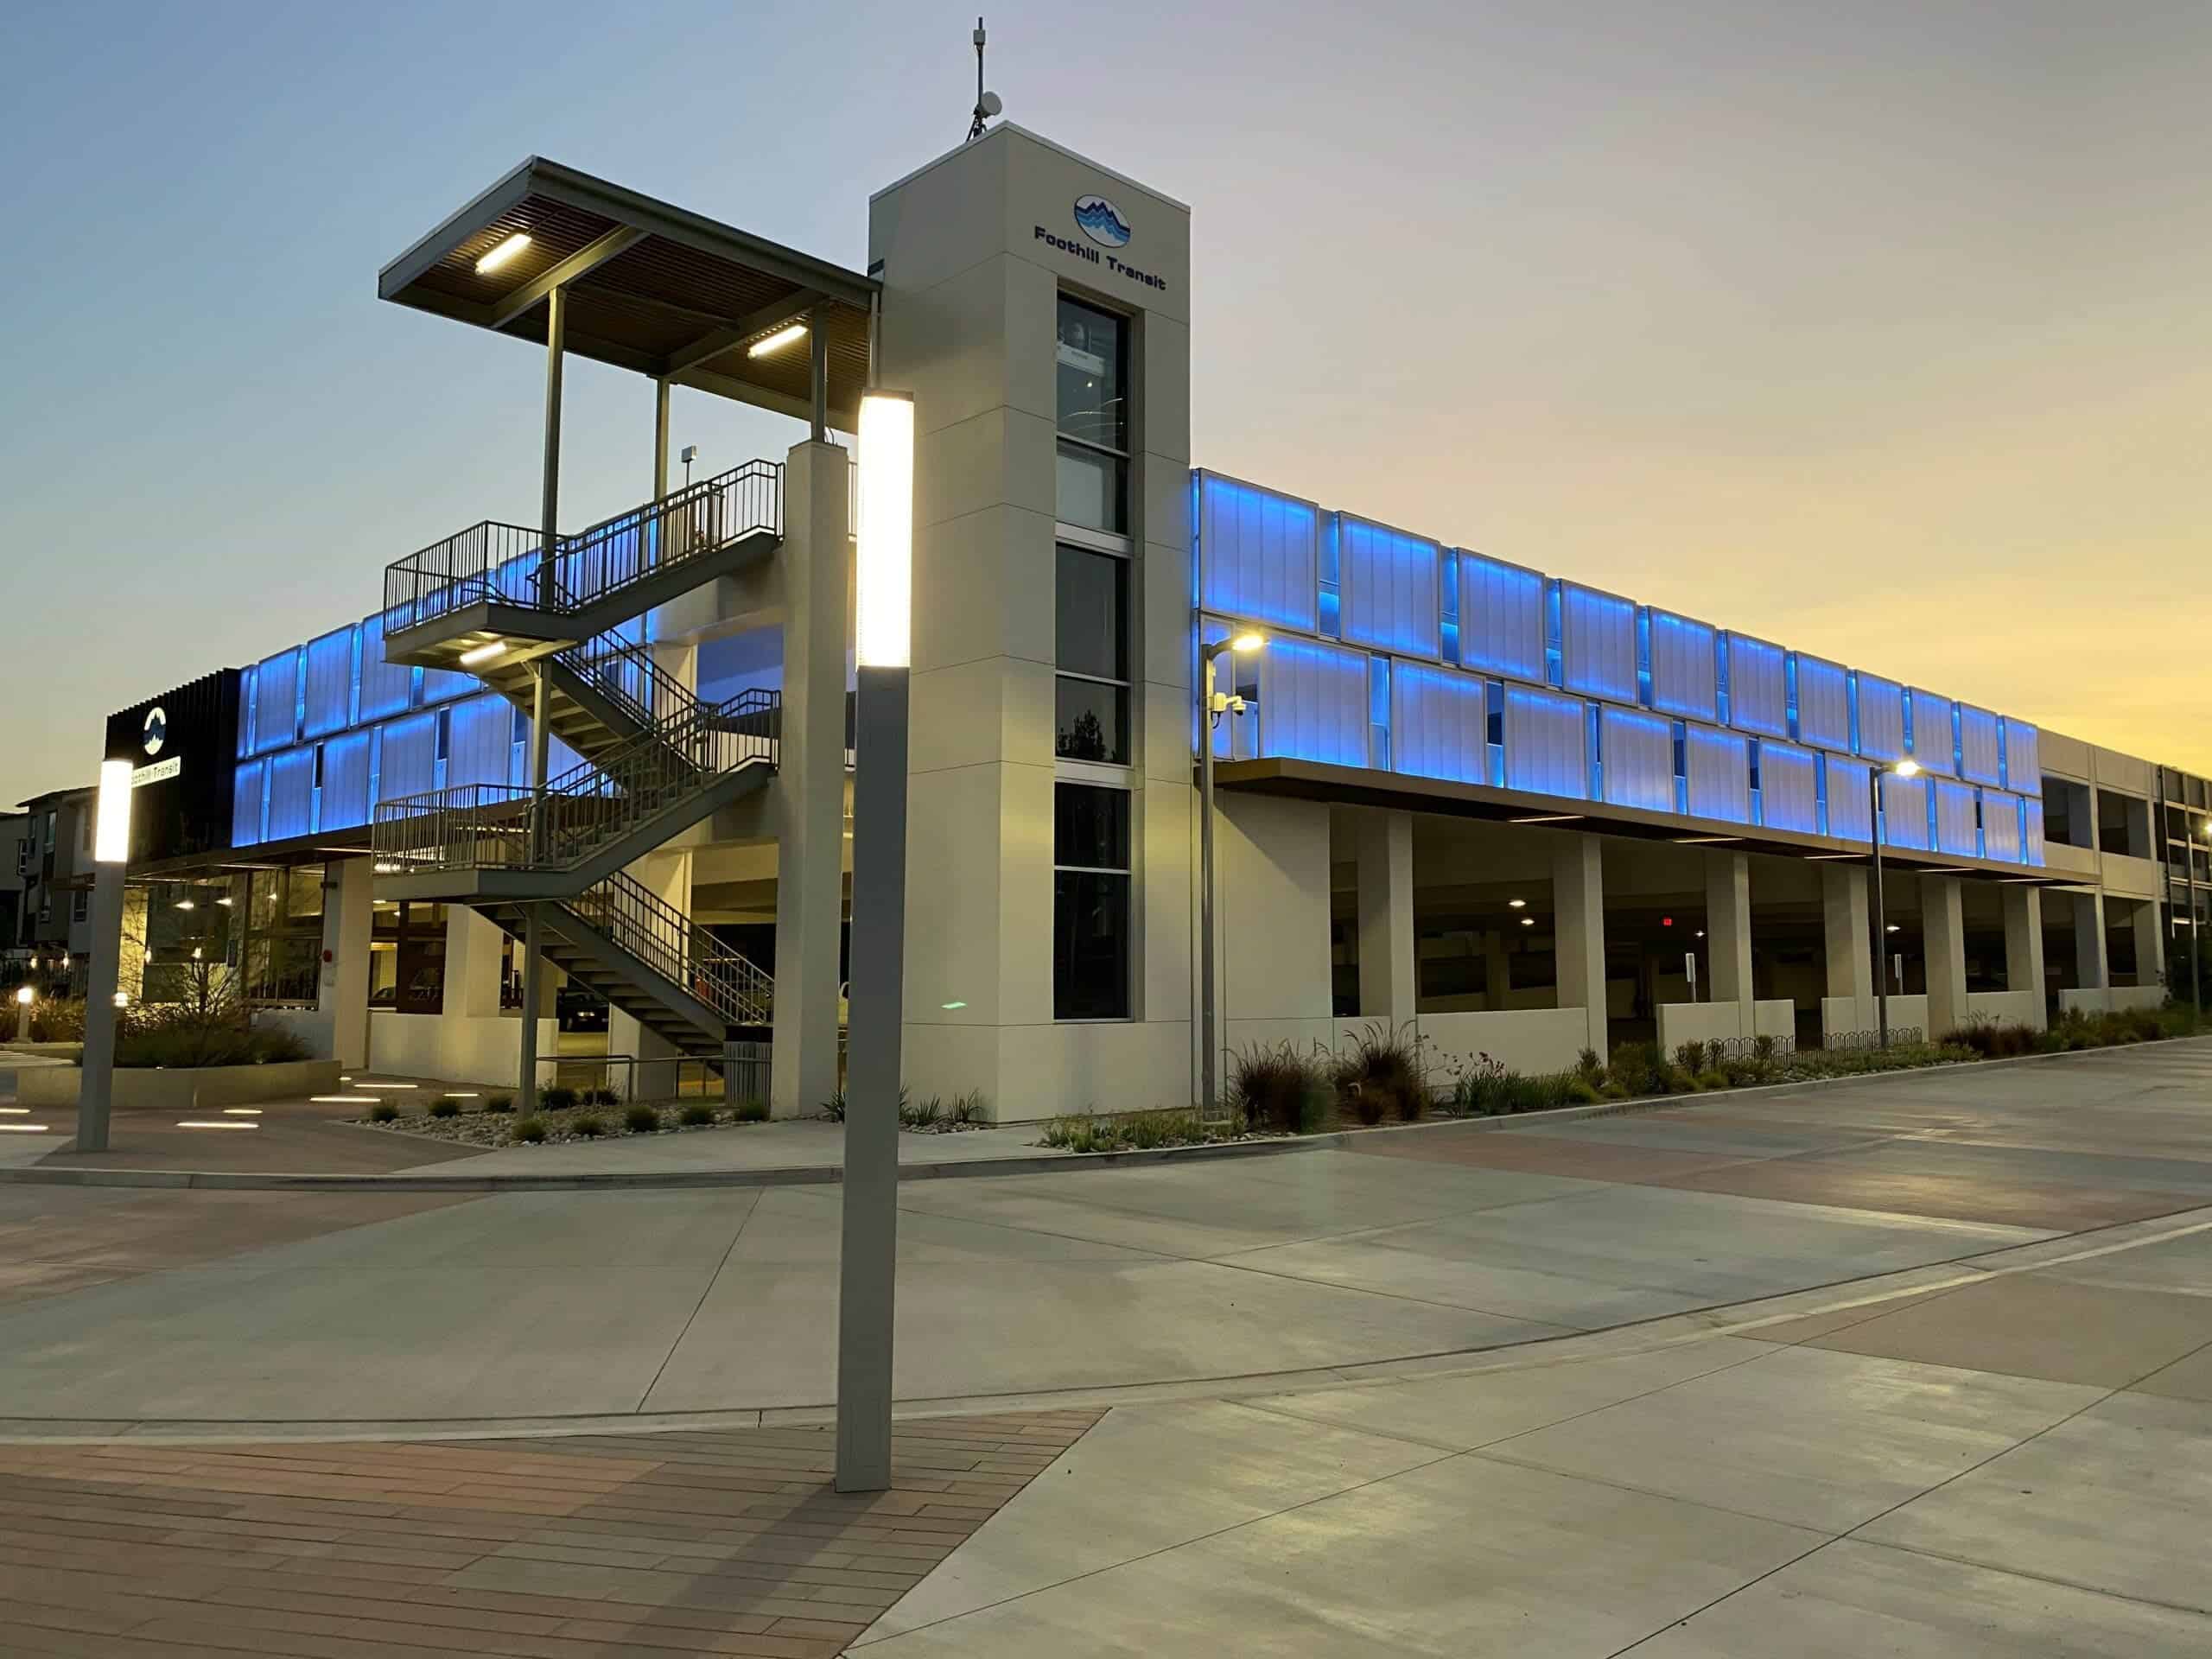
[[1192, 468, 2045, 867]]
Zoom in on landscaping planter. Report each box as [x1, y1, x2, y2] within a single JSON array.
[[16, 1059, 343, 1112]]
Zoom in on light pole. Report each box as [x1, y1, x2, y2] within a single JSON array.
[[1868, 757, 1922, 1048], [836, 388, 913, 1495], [13, 985, 31, 1045], [2185, 817, 2207, 1023], [1198, 631, 1265, 1114], [77, 760, 133, 1153]]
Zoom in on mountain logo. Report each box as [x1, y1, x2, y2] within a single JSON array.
[[1072, 194, 1131, 249], [143, 706, 167, 757]]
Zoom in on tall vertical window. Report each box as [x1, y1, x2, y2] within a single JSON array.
[[1053, 784, 1131, 1020], [1055, 296, 1128, 533], [1055, 544, 1128, 763]]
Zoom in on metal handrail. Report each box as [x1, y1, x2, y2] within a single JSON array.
[[568, 868, 774, 1027], [380, 461, 782, 636], [553, 632, 705, 737], [370, 690, 780, 875]]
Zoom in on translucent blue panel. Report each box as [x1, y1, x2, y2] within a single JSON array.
[[698, 626, 784, 702], [1827, 756, 1874, 842], [1560, 583, 1637, 702], [1338, 516, 1440, 658], [549, 734, 585, 779], [2024, 796, 2046, 866], [1856, 672, 1905, 762], [355, 613, 413, 722], [1256, 637, 1370, 768], [1503, 685, 1589, 800], [2002, 719, 2040, 792], [1794, 653, 1850, 751], [1194, 474, 1319, 633], [1981, 789, 2024, 861], [446, 693, 516, 790], [264, 747, 315, 842], [1599, 706, 1674, 811], [421, 660, 475, 706], [1934, 779, 1978, 856], [236, 665, 258, 757], [251, 648, 299, 755], [1647, 610, 1718, 721], [1957, 704, 2002, 786], [1880, 772, 1930, 850], [1389, 663, 1484, 783], [316, 731, 373, 832], [1726, 635, 1789, 738], [1457, 551, 1547, 683], [1758, 740, 1819, 833], [377, 712, 438, 803], [1908, 688, 1957, 775], [231, 759, 266, 848], [301, 626, 355, 739], [1683, 722, 1750, 823]]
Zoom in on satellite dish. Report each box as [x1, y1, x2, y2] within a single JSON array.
[[979, 90, 1002, 118]]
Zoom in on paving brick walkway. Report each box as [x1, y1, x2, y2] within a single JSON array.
[[0, 1409, 1100, 1656]]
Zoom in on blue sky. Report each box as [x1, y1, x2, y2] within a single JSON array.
[[3, 0, 2209, 800]]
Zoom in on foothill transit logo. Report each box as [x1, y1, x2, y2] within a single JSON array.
[[1033, 192, 1168, 293]]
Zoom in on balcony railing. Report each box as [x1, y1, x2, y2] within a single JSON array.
[[381, 461, 783, 637]]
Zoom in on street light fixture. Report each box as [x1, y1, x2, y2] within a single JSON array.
[[836, 387, 913, 1497], [78, 759, 133, 1152], [1198, 630, 1266, 1115], [12, 985, 30, 1046], [1869, 758, 1922, 1048]]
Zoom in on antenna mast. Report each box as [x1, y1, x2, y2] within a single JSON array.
[[967, 18, 989, 141]]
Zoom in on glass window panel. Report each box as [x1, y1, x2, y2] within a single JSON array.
[[1055, 442, 1127, 534], [1054, 679, 1128, 764], [286, 865, 324, 920], [1054, 784, 1130, 870], [1056, 296, 1125, 449], [1053, 870, 1131, 1020], [1056, 545, 1126, 680]]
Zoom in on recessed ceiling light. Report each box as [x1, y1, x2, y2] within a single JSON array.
[[748, 322, 809, 358], [1507, 898, 1526, 909], [1520, 917, 1535, 926], [476, 232, 531, 274]]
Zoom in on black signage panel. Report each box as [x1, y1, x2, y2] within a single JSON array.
[[105, 671, 241, 864]]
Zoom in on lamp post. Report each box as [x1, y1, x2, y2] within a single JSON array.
[[2185, 817, 2207, 1023], [77, 760, 133, 1153], [1198, 632, 1265, 1114], [836, 388, 913, 1496], [1868, 758, 1922, 1048], [13, 985, 31, 1045]]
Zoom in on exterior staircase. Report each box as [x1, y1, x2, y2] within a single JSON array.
[[370, 461, 787, 1058]]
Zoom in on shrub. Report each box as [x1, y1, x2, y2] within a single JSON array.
[[429, 1097, 461, 1118], [1945, 1019, 2037, 1059], [591, 1087, 623, 1108], [539, 1085, 579, 1111], [819, 1090, 846, 1122], [27, 997, 86, 1043], [1662, 1065, 1699, 1094], [1607, 1042, 1661, 1096], [1446, 1056, 1579, 1117], [512, 1116, 547, 1143], [1598, 1080, 1630, 1102], [679, 1102, 716, 1126], [900, 1094, 944, 1130], [1674, 1040, 1708, 1075], [572, 1112, 605, 1137], [110, 1014, 310, 1070], [1040, 1108, 1206, 1154], [1332, 1020, 1430, 1125], [1566, 1077, 1601, 1104], [733, 1097, 770, 1123], [369, 1102, 399, 1123], [1752, 1033, 1777, 1063], [950, 1089, 989, 1125], [1122, 1107, 1201, 1149], [624, 1104, 660, 1134], [1574, 1046, 1605, 1084], [1695, 1068, 1730, 1091], [1229, 1040, 1329, 1135], [482, 1094, 514, 1114]]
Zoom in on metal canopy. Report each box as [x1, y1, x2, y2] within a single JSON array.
[[378, 157, 878, 429]]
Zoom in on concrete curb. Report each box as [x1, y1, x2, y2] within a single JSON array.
[[3, 1033, 2203, 1192]]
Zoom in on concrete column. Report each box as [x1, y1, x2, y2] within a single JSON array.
[[2002, 884, 2047, 1029], [1821, 865, 1874, 1032], [1355, 810, 1417, 1023], [769, 439, 851, 1119], [317, 857, 372, 1068], [442, 904, 508, 1019], [2071, 892, 2109, 990], [1552, 836, 1607, 1057], [1705, 850, 1753, 1038], [2131, 897, 2165, 986], [1483, 930, 1510, 1012], [1923, 874, 1969, 1038]]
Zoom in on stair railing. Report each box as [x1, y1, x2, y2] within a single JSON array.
[[568, 868, 775, 1027]]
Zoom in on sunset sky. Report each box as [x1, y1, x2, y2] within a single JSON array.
[[3, 0, 2207, 803]]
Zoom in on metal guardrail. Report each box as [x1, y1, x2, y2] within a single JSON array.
[[537, 1043, 772, 1105], [569, 869, 774, 1028], [381, 461, 783, 636], [371, 689, 779, 876]]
